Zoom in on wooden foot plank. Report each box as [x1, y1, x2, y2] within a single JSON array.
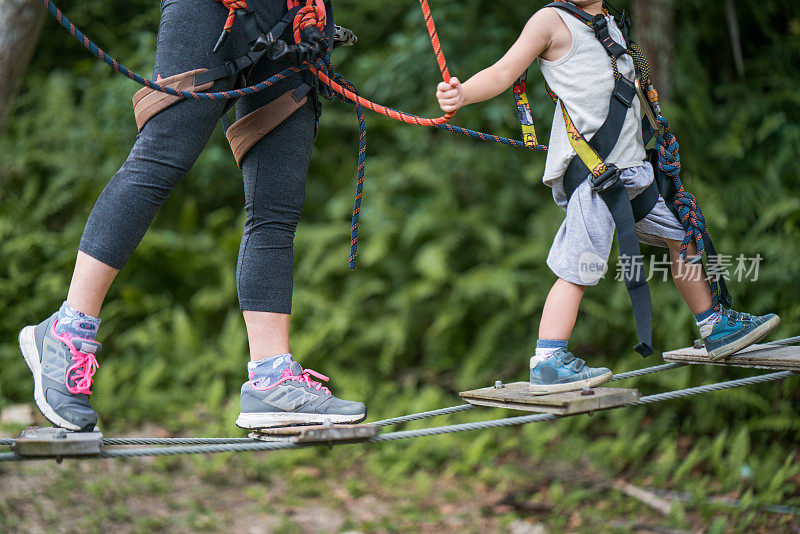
[[13, 426, 103, 457], [663, 342, 800, 370], [459, 383, 639, 415]]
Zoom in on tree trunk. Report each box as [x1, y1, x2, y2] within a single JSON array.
[[0, 0, 45, 135], [632, 0, 674, 101]]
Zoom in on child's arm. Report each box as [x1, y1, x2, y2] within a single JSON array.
[[437, 8, 560, 112]]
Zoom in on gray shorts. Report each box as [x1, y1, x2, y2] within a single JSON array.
[[547, 162, 686, 286]]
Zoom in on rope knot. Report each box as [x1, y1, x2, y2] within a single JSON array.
[[288, 0, 327, 43]]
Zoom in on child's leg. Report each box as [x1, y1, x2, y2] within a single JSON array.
[[663, 238, 780, 360], [664, 239, 713, 315], [530, 277, 611, 393], [539, 278, 587, 341]]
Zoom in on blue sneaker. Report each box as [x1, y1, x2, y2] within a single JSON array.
[[529, 348, 613, 394], [236, 361, 366, 429], [701, 308, 780, 361], [18, 313, 101, 431]]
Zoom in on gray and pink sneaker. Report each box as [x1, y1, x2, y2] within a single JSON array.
[[236, 360, 366, 429], [18, 313, 101, 431]]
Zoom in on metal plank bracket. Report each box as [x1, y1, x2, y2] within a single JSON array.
[[250, 421, 379, 445], [13, 426, 103, 461]]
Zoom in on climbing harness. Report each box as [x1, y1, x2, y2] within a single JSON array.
[[37, 0, 545, 270], [512, 0, 732, 357], [1, 336, 797, 460], [133, 1, 330, 148]]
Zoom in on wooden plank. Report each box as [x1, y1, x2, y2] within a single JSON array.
[[663, 343, 800, 371], [13, 426, 103, 457], [459, 383, 639, 415], [250, 424, 379, 444]]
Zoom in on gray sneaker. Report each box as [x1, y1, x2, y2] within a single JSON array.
[[18, 313, 101, 431], [236, 361, 366, 429]]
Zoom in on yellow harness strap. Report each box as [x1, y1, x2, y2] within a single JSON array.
[[512, 72, 538, 148], [558, 99, 609, 178]]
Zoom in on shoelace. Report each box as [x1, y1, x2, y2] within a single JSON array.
[[271, 367, 331, 395], [52, 323, 100, 395]]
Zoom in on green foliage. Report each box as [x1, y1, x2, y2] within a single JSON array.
[[1, 0, 800, 526]]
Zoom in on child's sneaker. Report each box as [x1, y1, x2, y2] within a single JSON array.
[[701, 308, 780, 361], [530, 348, 612, 394], [236, 361, 366, 429], [18, 313, 101, 431]]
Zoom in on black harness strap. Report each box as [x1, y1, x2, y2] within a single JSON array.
[[546, 0, 594, 24], [591, 14, 628, 59], [547, 1, 657, 356], [195, 7, 302, 87]]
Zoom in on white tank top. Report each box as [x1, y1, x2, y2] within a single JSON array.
[[538, 8, 646, 204]]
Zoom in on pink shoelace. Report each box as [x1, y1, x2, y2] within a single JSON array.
[[51, 322, 100, 395], [267, 367, 331, 395]]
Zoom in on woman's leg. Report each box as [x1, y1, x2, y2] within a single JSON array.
[[242, 311, 290, 360], [69, 0, 247, 317], [19, 0, 272, 430], [66, 252, 119, 318], [235, 100, 315, 361]]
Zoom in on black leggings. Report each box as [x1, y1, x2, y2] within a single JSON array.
[[79, 0, 315, 313]]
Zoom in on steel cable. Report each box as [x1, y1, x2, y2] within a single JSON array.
[[1, 370, 793, 461]]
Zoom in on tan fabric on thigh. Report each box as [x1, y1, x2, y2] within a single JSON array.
[[132, 69, 213, 132], [226, 89, 308, 167]]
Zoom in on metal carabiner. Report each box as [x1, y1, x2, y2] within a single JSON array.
[[635, 76, 660, 131]]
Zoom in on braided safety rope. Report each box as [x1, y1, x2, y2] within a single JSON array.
[[655, 116, 723, 309], [325, 72, 368, 269]]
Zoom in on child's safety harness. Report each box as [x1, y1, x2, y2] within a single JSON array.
[[514, 1, 732, 357]]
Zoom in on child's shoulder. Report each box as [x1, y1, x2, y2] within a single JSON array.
[[527, 5, 569, 35], [531, 4, 563, 21], [525, 5, 571, 54]]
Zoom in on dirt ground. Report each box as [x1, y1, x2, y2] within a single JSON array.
[[2, 450, 799, 533]]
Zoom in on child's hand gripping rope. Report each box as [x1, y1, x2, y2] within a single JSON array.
[[436, 77, 464, 113]]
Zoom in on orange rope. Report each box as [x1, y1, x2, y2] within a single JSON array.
[[306, 0, 455, 126], [218, 0, 455, 127], [287, 0, 327, 42], [215, 0, 248, 34]]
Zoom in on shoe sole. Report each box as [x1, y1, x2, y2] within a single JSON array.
[[707, 315, 782, 361], [235, 411, 367, 430], [529, 370, 613, 395], [19, 326, 82, 431]]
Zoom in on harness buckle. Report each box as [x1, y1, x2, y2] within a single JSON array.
[[613, 76, 636, 108], [589, 164, 620, 192], [592, 14, 608, 37], [223, 60, 238, 78]]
